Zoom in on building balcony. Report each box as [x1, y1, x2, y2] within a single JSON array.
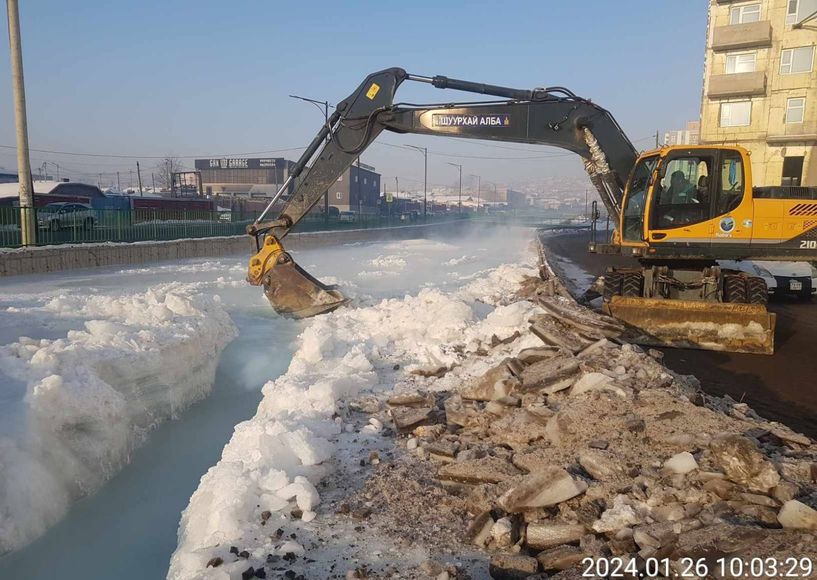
[[766, 122, 817, 144], [707, 71, 767, 98], [712, 21, 772, 51]]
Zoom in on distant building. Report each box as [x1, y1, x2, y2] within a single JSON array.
[[326, 161, 381, 214], [0, 171, 19, 184], [700, 0, 817, 186], [506, 189, 530, 209], [194, 157, 297, 197], [664, 121, 701, 146]]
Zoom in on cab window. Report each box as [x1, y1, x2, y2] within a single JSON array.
[[652, 155, 713, 230], [717, 153, 745, 215], [621, 156, 657, 242]]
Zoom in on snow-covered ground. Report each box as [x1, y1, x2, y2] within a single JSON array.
[[168, 230, 542, 579], [0, 272, 237, 555], [0, 226, 538, 578]]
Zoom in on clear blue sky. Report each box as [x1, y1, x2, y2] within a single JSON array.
[[0, 0, 708, 189]]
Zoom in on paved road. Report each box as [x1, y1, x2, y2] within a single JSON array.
[[543, 231, 817, 439]]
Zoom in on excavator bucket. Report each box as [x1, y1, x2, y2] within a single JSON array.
[[247, 235, 347, 319], [603, 297, 776, 355]]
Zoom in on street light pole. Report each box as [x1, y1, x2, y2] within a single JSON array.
[[448, 163, 463, 213], [404, 145, 428, 219], [290, 94, 334, 225]]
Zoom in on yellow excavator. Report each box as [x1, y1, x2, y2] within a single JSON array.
[[246, 68, 817, 354]]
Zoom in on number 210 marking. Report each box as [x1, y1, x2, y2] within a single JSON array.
[[800, 240, 817, 249]]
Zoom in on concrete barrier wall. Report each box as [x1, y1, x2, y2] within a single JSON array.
[[0, 221, 478, 277]]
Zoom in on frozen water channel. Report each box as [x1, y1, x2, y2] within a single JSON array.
[[0, 227, 535, 579]]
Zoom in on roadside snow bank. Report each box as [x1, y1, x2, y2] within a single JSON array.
[[168, 260, 539, 579], [0, 285, 236, 555]]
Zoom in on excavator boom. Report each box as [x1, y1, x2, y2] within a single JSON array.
[[247, 67, 637, 318]]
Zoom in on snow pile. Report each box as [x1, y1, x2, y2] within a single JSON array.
[[168, 260, 538, 580], [367, 254, 407, 270], [0, 285, 236, 555], [458, 262, 539, 305]]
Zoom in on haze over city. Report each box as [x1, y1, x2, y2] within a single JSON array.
[[1, 0, 706, 189]]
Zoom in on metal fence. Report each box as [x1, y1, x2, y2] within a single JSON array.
[[0, 206, 591, 248]]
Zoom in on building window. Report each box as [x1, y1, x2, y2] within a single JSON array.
[[787, 0, 800, 24], [782, 156, 804, 186], [729, 3, 761, 24], [726, 51, 757, 74], [787, 0, 817, 25], [336, 192, 343, 200], [363, 178, 367, 184], [786, 97, 806, 123], [720, 101, 752, 127], [781, 46, 815, 74], [354, 175, 358, 182]]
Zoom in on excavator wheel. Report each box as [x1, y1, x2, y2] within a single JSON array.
[[747, 277, 769, 305], [723, 274, 748, 304], [603, 272, 623, 302], [621, 273, 644, 298]]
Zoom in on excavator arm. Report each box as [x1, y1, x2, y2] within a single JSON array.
[[247, 67, 638, 318]]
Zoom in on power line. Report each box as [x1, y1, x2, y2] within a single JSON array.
[[0, 144, 306, 160]]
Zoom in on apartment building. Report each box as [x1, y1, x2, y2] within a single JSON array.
[[700, 0, 817, 186], [664, 121, 701, 146]]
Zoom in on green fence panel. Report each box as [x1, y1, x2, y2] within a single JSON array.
[[0, 205, 587, 249]]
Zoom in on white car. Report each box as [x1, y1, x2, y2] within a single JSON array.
[[720, 260, 817, 300]]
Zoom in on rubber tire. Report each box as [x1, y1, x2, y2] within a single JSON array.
[[603, 272, 623, 302], [723, 275, 748, 304], [621, 273, 644, 298], [49, 219, 60, 232], [746, 277, 768, 305]]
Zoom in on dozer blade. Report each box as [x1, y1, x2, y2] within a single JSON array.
[[248, 235, 347, 319], [603, 296, 776, 355]]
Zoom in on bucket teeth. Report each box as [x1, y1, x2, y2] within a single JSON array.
[[604, 296, 776, 355]]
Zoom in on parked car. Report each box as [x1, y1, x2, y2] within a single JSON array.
[[37, 202, 96, 231], [339, 211, 357, 223], [720, 260, 817, 300], [754, 261, 817, 300]]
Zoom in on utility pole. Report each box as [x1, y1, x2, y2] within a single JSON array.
[[290, 94, 333, 225], [404, 145, 428, 219], [356, 157, 361, 218], [448, 163, 463, 213], [585, 188, 589, 219], [7, 0, 35, 245], [117, 171, 121, 191], [655, 130, 660, 148], [151, 172, 155, 192], [136, 161, 143, 196], [394, 176, 399, 213]]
